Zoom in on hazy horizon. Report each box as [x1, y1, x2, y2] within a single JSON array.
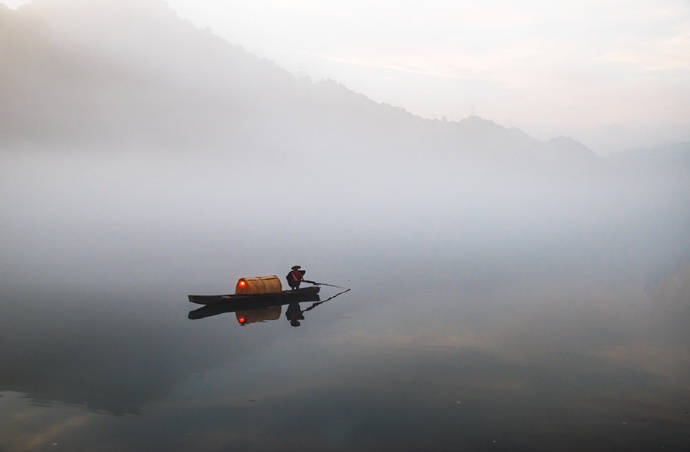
[[2, 0, 689, 154]]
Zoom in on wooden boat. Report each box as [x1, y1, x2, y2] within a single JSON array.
[[187, 286, 320, 305], [188, 292, 319, 320]]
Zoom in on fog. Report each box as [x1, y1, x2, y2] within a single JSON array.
[[1, 0, 689, 292], [1, 1, 689, 450]]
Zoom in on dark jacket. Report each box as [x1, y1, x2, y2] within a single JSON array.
[[286, 269, 306, 286]]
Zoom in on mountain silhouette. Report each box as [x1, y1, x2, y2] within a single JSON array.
[[1, 0, 604, 168]]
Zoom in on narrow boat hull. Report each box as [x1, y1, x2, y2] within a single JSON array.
[[187, 286, 320, 305], [188, 290, 321, 320]]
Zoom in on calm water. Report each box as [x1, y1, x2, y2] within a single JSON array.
[[2, 256, 689, 451], [1, 150, 689, 451]]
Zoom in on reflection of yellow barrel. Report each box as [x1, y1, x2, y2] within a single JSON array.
[[235, 275, 282, 295], [236, 305, 282, 325]]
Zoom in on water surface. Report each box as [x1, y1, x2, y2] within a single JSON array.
[[2, 256, 689, 451], [1, 150, 689, 451]]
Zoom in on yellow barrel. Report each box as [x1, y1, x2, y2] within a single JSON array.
[[235, 275, 282, 295], [236, 305, 282, 325]]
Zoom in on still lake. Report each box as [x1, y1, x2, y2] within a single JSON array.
[[1, 251, 689, 451], [1, 149, 689, 451]]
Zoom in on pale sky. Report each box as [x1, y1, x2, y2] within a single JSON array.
[[4, 0, 690, 152]]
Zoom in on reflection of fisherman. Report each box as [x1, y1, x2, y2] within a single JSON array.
[[285, 302, 304, 327], [286, 265, 306, 290]]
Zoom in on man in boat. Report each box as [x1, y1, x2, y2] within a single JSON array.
[[286, 265, 306, 290]]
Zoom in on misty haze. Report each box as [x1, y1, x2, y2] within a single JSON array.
[[1, 1, 689, 451]]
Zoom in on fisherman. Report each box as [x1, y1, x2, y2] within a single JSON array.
[[286, 265, 306, 290]]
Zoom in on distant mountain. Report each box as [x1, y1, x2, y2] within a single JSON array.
[[0, 0, 600, 169], [542, 136, 599, 166], [0, 0, 300, 147]]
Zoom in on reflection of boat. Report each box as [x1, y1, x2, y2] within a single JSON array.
[[235, 305, 281, 325], [188, 286, 351, 327], [188, 289, 321, 320], [188, 286, 320, 305]]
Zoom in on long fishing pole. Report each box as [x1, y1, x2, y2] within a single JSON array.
[[302, 279, 347, 289]]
